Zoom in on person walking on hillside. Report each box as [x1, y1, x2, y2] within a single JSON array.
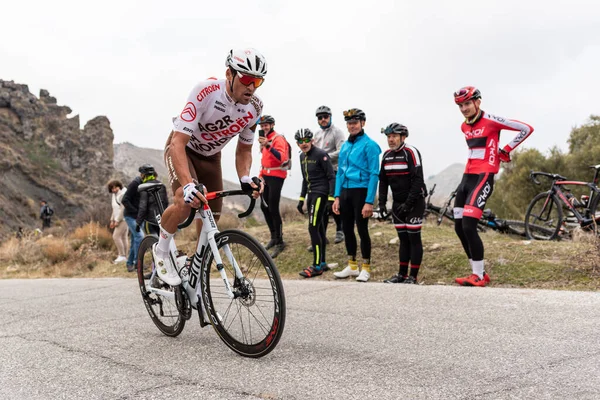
[[332, 108, 381, 282], [379, 123, 427, 285], [452, 86, 534, 287], [107, 180, 128, 264], [122, 165, 148, 272], [136, 167, 169, 237], [258, 115, 290, 258], [313, 105, 346, 244], [295, 128, 336, 278], [39, 200, 54, 231]]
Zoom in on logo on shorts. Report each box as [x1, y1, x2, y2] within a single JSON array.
[[476, 182, 492, 207], [180, 102, 197, 122]]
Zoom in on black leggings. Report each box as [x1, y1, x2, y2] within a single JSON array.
[[393, 199, 424, 277], [339, 188, 371, 261], [307, 193, 328, 266], [261, 176, 285, 240], [453, 173, 495, 261]]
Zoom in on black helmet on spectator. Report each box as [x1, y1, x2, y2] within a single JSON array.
[[258, 115, 275, 125], [343, 108, 366, 121], [138, 164, 156, 176], [381, 123, 409, 137], [315, 105, 332, 116], [294, 128, 313, 141]]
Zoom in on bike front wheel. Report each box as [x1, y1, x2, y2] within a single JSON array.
[[525, 193, 563, 240], [137, 236, 186, 337], [503, 220, 527, 237], [201, 229, 286, 358]]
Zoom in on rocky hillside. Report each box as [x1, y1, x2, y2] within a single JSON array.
[[0, 80, 115, 238], [425, 163, 465, 205]]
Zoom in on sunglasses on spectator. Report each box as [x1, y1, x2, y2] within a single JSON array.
[[317, 114, 330, 120], [296, 138, 311, 144], [237, 71, 264, 88]]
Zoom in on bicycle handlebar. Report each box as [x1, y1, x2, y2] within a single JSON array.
[[529, 171, 568, 185], [177, 186, 258, 230]]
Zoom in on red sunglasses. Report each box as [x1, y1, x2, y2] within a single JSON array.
[[237, 71, 264, 88]]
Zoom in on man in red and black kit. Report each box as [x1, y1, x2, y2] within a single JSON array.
[[258, 115, 290, 258], [379, 123, 427, 284], [453, 86, 534, 286]]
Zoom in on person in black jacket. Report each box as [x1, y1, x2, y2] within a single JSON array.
[[378, 123, 427, 284], [295, 128, 336, 278], [121, 165, 147, 272], [136, 167, 169, 237]]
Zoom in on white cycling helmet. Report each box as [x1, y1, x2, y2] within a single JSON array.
[[226, 48, 268, 77]]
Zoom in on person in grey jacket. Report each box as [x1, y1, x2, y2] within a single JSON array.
[[313, 105, 346, 244]]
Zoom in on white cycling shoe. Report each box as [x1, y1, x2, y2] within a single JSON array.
[[356, 269, 370, 282], [333, 266, 360, 279], [152, 244, 182, 286]]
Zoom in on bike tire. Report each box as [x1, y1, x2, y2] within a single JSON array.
[[136, 235, 186, 337], [584, 192, 600, 234], [503, 220, 527, 237], [200, 229, 286, 358], [525, 192, 563, 240]]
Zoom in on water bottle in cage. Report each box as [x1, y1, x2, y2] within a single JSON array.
[[566, 192, 581, 207]]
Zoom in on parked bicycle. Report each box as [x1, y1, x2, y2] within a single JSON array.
[[424, 184, 526, 236], [136, 182, 286, 358], [525, 166, 600, 240]]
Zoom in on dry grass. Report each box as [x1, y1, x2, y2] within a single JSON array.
[[3, 213, 600, 290]]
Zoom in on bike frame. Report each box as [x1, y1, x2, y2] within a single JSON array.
[[144, 189, 254, 312]]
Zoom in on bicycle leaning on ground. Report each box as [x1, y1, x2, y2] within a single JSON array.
[[525, 166, 600, 240], [424, 184, 526, 236], [135, 181, 286, 358]]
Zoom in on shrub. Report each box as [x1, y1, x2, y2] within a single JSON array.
[[40, 237, 71, 264], [70, 222, 114, 251]]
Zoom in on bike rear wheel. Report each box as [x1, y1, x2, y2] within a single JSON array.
[[136, 236, 186, 337], [201, 229, 286, 358], [525, 193, 563, 240]]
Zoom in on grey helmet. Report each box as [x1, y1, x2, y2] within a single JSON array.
[[294, 128, 313, 141], [225, 48, 268, 77], [258, 115, 275, 124], [315, 105, 332, 116], [381, 123, 409, 137]]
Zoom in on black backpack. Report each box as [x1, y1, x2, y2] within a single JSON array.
[[45, 206, 54, 216]]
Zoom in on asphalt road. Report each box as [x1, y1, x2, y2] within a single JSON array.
[[1, 278, 599, 400]]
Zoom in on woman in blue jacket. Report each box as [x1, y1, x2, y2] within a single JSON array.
[[332, 108, 381, 282]]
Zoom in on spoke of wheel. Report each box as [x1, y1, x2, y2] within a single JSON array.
[[225, 301, 242, 332], [246, 303, 271, 333]]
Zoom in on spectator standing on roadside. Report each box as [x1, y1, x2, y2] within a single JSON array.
[[258, 115, 290, 258], [107, 180, 128, 264], [121, 165, 148, 272], [313, 105, 346, 244]]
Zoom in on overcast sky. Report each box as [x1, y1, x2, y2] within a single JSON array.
[[2, 0, 599, 199]]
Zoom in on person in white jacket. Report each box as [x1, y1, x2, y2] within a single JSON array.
[[107, 180, 128, 264]]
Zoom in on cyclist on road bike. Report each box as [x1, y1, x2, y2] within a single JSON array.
[[379, 123, 427, 285], [295, 128, 336, 278], [453, 86, 534, 287], [154, 48, 266, 286]]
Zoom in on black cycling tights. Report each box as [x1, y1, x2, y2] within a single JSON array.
[[307, 193, 328, 266], [454, 217, 483, 261], [340, 188, 371, 261], [261, 176, 284, 240]]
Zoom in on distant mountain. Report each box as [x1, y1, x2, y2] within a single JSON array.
[[425, 163, 465, 205]]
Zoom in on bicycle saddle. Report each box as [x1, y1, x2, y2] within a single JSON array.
[[138, 182, 165, 193]]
